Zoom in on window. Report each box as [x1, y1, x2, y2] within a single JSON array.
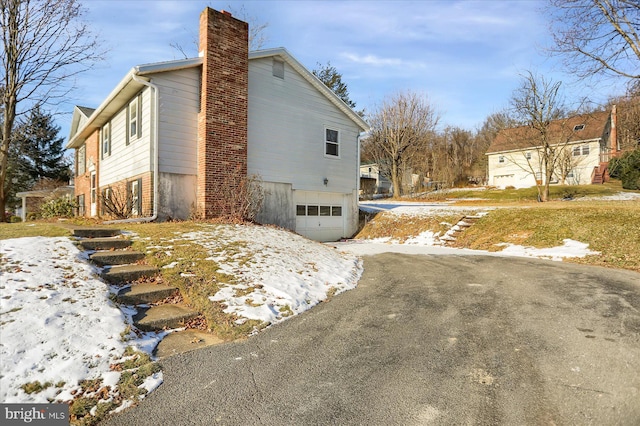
[[102, 122, 111, 158], [567, 170, 574, 178], [498, 155, 505, 163], [101, 187, 112, 216], [76, 145, 86, 176], [525, 152, 532, 160], [127, 95, 141, 144], [76, 194, 85, 216], [90, 172, 97, 204], [325, 128, 339, 157], [296, 204, 343, 217], [574, 124, 585, 131], [572, 145, 590, 156], [128, 179, 142, 216], [272, 59, 284, 79]]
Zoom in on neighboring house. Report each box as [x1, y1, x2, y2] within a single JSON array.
[[359, 163, 392, 196], [486, 109, 619, 189], [67, 8, 368, 242]]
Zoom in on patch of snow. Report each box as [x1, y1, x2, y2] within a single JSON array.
[[580, 191, 640, 201], [0, 238, 130, 403], [183, 225, 362, 326], [495, 239, 600, 261]]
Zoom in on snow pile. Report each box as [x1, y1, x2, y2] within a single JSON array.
[[360, 200, 491, 218], [0, 237, 161, 405], [495, 239, 600, 261], [182, 225, 363, 326]]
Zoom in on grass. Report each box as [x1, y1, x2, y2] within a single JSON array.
[[119, 222, 263, 340], [453, 200, 640, 272], [413, 181, 626, 204], [355, 213, 467, 242]]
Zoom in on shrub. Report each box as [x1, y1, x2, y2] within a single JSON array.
[[609, 149, 640, 190], [40, 196, 77, 218], [9, 215, 22, 223]]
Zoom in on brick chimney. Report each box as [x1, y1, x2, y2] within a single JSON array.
[[610, 104, 619, 156], [197, 8, 249, 218]]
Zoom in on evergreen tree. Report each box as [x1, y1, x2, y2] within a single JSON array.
[[313, 62, 364, 116], [13, 105, 71, 185]]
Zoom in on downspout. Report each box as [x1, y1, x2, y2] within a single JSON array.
[[105, 74, 159, 223]]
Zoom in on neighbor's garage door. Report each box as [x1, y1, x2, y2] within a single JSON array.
[[294, 191, 345, 242]]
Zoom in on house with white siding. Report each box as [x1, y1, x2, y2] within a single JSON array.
[[486, 109, 620, 189], [67, 8, 368, 242]]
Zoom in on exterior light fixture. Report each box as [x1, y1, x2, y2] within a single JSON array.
[[323, 178, 328, 186]]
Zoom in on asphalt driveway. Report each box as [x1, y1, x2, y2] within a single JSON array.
[[104, 254, 640, 425]]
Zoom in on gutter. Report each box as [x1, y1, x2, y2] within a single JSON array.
[[105, 74, 159, 224]]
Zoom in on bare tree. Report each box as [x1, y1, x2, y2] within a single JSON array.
[[505, 71, 569, 201], [547, 0, 640, 81], [171, 4, 269, 58], [1, 0, 102, 219], [363, 91, 439, 197]]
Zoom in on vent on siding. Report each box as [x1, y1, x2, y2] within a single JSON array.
[[272, 58, 284, 79]]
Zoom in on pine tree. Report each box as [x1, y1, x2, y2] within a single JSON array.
[[13, 105, 71, 185], [313, 62, 364, 116]]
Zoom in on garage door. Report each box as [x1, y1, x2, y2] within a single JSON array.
[[294, 191, 345, 242]]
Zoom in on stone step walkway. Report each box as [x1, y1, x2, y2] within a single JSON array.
[[71, 227, 221, 358], [441, 214, 485, 247]]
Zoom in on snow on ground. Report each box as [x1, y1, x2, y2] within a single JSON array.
[[579, 191, 640, 201], [178, 225, 362, 326], [0, 237, 162, 406], [359, 199, 493, 217]]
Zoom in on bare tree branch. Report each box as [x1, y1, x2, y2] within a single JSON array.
[[1, 0, 103, 220]]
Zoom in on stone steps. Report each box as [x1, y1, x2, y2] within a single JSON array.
[[90, 250, 145, 266], [133, 304, 200, 332], [75, 226, 219, 358], [80, 237, 132, 251], [102, 264, 160, 284], [442, 215, 484, 247], [116, 282, 179, 305]]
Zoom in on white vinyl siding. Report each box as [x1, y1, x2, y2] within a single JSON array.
[[247, 57, 360, 192], [153, 68, 200, 175], [100, 88, 152, 186]]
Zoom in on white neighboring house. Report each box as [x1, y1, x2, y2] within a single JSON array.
[[360, 163, 392, 195], [486, 110, 619, 189], [66, 8, 368, 242]]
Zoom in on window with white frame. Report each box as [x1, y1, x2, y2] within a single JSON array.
[[127, 95, 141, 144], [572, 145, 590, 156], [582, 145, 590, 155], [325, 128, 339, 157], [102, 122, 111, 158], [498, 155, 505, 163], [572, 146, 581, 156], [128, 179, 142, 216], [525, 152, 532, 160], [77, 144, 86, 176]]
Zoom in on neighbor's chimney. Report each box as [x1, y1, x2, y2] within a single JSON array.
[[610, 104, 618, 155], [196, 7, 249, 218]]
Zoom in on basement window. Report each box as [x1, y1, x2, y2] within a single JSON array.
[[272, 59, 284, 79]]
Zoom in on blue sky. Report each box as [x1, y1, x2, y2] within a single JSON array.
[[60, 0, 627, 140]]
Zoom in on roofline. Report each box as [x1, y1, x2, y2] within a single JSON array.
[[250, 48, 370, 132], [66, 58, 204, 149], [485, 137, 602, 155], [67, 49, 370, 149]]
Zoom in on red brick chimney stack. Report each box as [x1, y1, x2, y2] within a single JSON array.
[[197, 7, 249, 217]]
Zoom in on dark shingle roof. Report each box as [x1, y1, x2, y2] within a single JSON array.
[[486, 110, 610, 154]]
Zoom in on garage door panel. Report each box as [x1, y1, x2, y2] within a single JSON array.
[[294, 191, 345, 242]]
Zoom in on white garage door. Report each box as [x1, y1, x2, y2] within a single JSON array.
[[294, 191, 345, 242]]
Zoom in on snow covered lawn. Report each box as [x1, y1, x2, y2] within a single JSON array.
[[0, 225, 362, 415], [0, 237, 162, 414]]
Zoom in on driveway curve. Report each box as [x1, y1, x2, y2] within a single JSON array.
[[104, 254, 640, 425]]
